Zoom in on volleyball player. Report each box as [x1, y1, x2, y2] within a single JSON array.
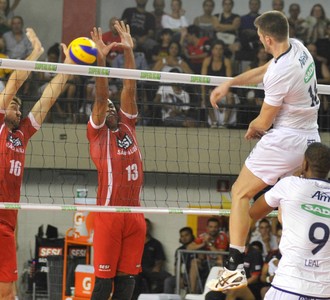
[[0, 29, 73, 299], [88, 21, 146, 300], [249, 142, 330, 299], [209, 11, 320, 291]]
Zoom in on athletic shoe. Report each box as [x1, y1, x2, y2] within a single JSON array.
[[207, 267, 247, 291]]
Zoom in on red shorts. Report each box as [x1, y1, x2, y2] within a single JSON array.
[[0, 222, 17, 282], [93, 212, 146, 278]]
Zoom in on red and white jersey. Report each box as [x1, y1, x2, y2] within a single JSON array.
[[265, 176, 330, 297], [264, 38, 319, 130], [0, 111, 39, 228], [87, 110, 143, 207]]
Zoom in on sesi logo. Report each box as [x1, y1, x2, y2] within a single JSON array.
[[39, 247, 63, 257]]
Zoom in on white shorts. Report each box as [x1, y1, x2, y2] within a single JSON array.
[[265, 286, 330, 300], [245, 128, 320, 185]]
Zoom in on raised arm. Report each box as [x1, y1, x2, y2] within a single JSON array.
[[114, 21, 137, 115], [0, 28, 44, 110], [90, 27, 119, 126], [210, 60, 271, 108], [30, 44, 74, 125]]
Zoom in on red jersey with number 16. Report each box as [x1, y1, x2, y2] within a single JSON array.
[[87, 110, 143, 207], [0, 111, 40, 229]]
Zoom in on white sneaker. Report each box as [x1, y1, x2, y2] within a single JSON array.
[[207, 267, 247, 291]]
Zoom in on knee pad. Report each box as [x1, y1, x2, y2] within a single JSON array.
[[91, 277, 113, 300], [112, 275, 136, 300]]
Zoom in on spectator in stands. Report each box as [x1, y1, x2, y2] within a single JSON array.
[[161, 0, 188, 42], [3, 16, 32, 59], [152, 41, 192, 73], [151, 0, 166, 39], [154, 68, 196, 128], [193, 0, 218, 39], [215, 0, 241, 57], [102, 17, 122, 65], [151, 28, 173, 66], [238, 0, 261, 61], [250, 218, 278, 260], [0, 0, 11, 35], [121, 0, 157, 54], [134, 218, 170, 296], [272, 0, 284, 14], [163, 227, 195, 294], [181, 25, 210, 74], [201, 40, 233, 128], [287, 3, 306, 42], [306, 43, 330, 132], [260, 225, 282, 299], [0, 37, 12, 91], [304, 4, 329, 44], [315, 21, 330, 66], [37, 43, 77, 123], [187, 217, 229, 294]]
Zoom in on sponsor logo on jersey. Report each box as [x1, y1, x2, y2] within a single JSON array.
[[98, 264, 111, 271], [7, 134, 23, 148], [304, 62, 315, 83], [116, 133, 133, 149], [301, 204, 330, 218], [312, 191, 330, 202], [299, 50, 308, 68]]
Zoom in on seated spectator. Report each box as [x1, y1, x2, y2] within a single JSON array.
[[102, 17, 123, 65], [163, 227, 195, 294], [134, 218, 170, 297], [152, 41, 192, 73], [0, 36, 12, 91], [201, 40, 233, 128], [151, 0, 167, 39], [37, 43, 77, 123], [121, 0, 157, 54], [287, 3, 306, 42], [272, 0, 284, 14], [181, 25, 210, 74], [151, 28, 173, 65], [193, 0, 218, 39], [260, 225, 282, 299], [0, 0, 12, 35], [304, 4, 329, 44], [315, 21, 330, 66], [215, 0, 241, 57], [250, 218, 278, 260], [238, 0, 261, 61], [154, 68, 196, 127], [187, 217, 229, 294], [161, 0, 188, 42], [3, 16, 32, 59]]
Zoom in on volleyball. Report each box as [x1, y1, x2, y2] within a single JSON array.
[[68, 37, 97, 65]]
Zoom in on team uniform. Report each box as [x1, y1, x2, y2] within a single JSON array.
[[264, 176, 330, 299], [246, 38, 320, 185], [87, 109, 146, 278], [0, 111, 40, 282]]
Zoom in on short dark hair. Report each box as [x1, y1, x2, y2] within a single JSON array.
[[179, 227, 193, 236], [305, 142, 330, 179], [207, 217, 220, 226], [187, 25, 200, 37], [254, 11, 289, 42], [12, 96, 21, 106]]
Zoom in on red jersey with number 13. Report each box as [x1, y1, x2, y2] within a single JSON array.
[[87, 110, 143, 207]]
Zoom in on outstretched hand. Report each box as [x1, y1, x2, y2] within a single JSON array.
[[114, 20, 134, 50], [91, 27, 118, 61], [26, 28, 44, 57], [60, 43, 75, 64]]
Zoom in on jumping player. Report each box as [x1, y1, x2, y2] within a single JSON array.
[[209, 11, 320, 290], [250, 142, 330, 299], [88, 21, 146, 300], [0, 29, 73, 299]]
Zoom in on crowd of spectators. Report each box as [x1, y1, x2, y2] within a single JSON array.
[[1, 0, 329, 129]]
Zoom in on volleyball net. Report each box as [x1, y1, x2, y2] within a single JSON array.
[[0, 58, 329, 216]]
